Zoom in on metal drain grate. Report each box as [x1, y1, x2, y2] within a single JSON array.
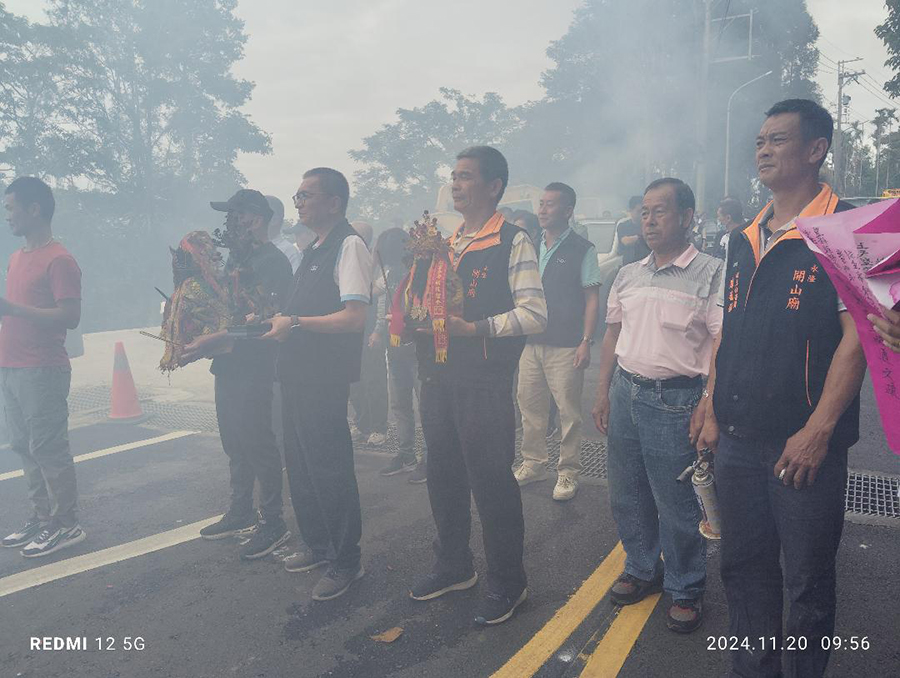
[[69, 385, 112, 412], [845, 472, 900, 518], [68, 386, 899, 520], [512, 436, 609, 480], [361, 426, 609, 479], [142, 400, 219, 433], [69, 385, 219, 432]]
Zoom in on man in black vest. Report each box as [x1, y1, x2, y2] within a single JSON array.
[[409, 146, 547, 626], [617, 196, 651, 265], [697, 99, 867, 677], [263, 167, 372, 602], [514, 182, 601, 501]]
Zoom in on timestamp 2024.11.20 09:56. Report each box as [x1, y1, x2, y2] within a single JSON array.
[[706, 636, 870, 653]]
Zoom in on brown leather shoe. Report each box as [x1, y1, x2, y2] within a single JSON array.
[[609, 572, 663, 606], [666, 598, 703, 633]]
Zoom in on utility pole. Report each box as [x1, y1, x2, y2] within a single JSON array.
[[696, 0, 712, 214], [875, 119, 882, 196], [873, 108, 898, 195], [835, 58, 864, 194], [725, 70, 773, 195], [697, 3, 756, 210], [887, 121, 893, 192]]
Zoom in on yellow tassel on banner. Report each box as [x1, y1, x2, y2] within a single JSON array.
[[435, 349, 448, 363], [433, 318, 445, 332], [390, 334, 402, 347]]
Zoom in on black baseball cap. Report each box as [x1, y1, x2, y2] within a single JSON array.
[[210, 189, 274, 223]]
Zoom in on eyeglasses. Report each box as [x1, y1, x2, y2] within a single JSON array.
[[292, 191, 329, 204]]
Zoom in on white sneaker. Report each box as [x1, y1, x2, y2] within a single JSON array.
[[367, 432, 387, 446], [553, 476, 578, 502], [21, 524, 86, 558], [349, 423, 365, 442], [514, 464, 547, 486]]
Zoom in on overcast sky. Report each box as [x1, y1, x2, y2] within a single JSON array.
[[5, 0, 896, 205]]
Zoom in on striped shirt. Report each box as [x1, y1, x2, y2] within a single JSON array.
[[453, 229, 548, 338], [607, 244, 723, 379]]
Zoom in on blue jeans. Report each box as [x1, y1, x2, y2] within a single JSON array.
[[717, 433, 847, 678], [387, 343, 427, 464], [606, 368, 706, 600]]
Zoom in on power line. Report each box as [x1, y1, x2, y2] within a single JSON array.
[[856, 79, 898, 109], [714, 0, 733, 48], [817, 49, 839, 67], [818, 37, 895, 84], [819, 35, 862, 59], [863, 73, 896, 99]]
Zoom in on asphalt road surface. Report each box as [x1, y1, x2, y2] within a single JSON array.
[[1, 399, 897, 678]]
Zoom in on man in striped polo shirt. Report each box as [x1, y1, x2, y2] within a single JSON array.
[[592, 177, 723, 634], [409, 146, 547, 626]]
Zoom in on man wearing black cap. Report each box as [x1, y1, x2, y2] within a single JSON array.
[[180, 189, 293, 560], [263, 168, 372, 602]]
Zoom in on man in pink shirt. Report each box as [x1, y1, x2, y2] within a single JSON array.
[[0, 177, 84, 558], [592, 178, 723, 633]]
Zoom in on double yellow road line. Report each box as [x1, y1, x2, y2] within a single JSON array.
[[492, 542, 660, 678]]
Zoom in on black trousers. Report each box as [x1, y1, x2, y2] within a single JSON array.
[[282, 379, 362, 570], [420, 375, 526, 597], [717, 433, 848, 678], [214, 374, 283, 522], [349, 344, 388, 436]]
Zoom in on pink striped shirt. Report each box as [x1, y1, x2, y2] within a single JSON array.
[[606, 245, 723, 379]]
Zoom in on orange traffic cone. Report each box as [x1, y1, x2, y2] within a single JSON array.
[[109, 341, 143, 421]]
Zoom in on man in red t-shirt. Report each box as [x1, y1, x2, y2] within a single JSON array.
[[0, 177, 84, 558]]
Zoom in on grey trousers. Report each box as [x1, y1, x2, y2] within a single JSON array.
[[1, 366, 77, 527]]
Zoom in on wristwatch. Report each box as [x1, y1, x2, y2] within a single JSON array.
[[581, 336, 595, 346], [702, 388, 710, 399]]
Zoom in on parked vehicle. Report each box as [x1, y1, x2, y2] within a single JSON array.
[[430, 184, 544, 235], [577, 217, 623, 332]]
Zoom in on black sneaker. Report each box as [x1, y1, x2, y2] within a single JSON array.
[[380, 457, 416, 477], [311, 564, 365, 601], [21, 524, 86, 558], [666, 598, 703, 634], [408, 461, 427, 484], [475, 588, 528, 626], [200, 513, 255, 540], [609, 572, 663, 606], [284, 551, 330, 573], [239, 518, 290, 561], [409, 570, 478, 601], [2, 519, 48, 548]]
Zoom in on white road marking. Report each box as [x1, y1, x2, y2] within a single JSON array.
[[0, 431, 198, 482], [0, 516, 222, 598]]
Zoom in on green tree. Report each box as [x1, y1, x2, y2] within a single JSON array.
[[872, 107, 897, 194], [350, 88, 520, 221], [0, 6, 64, 179], [518, 0, 821, 211], [43, 0, 269, 201], [0, 0, 271, 333], [876, 1, 900, 97], [838, 121, 876, 196]]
